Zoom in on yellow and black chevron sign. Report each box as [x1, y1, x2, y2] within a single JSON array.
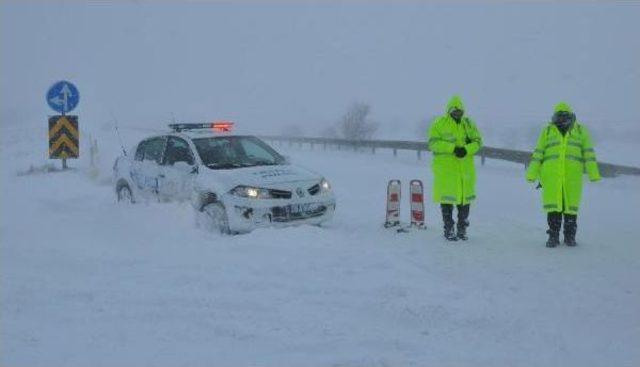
[[49, 115, 79, 159]]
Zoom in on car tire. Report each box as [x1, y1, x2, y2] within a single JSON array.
[[117, 184, 135, 204], [202, 202, 231, 234]]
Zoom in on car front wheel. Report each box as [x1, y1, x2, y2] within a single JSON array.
[[117, 184, 134, 204], [201, 202, 231, 234]]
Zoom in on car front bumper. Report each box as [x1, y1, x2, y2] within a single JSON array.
[[222, 193, 336, 233]]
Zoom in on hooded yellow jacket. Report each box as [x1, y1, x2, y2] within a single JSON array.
[[526, 103, 600, 214], [427, 96, 483, 205]]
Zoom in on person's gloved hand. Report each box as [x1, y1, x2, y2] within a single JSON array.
[[454, 146, 467, 158]]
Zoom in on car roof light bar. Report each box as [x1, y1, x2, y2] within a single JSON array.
[[169, 121, 234, 132]]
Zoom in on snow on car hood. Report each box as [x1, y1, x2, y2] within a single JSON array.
[[198, 164, 322, 191]]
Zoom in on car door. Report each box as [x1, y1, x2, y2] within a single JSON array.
[[130, 140, 148, 194], [131, 136, 167, 199], [158, 136, 197, 201]]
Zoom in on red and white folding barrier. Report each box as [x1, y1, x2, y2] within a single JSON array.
[[384, 179, 401, 228], [384, 179, 426, 230], [409, 179, 425, 228]]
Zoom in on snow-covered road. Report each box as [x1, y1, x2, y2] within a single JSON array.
[[1, 131, 639, 366]]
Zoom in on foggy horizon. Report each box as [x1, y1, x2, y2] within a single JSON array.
[[2, 1, 639, 138]]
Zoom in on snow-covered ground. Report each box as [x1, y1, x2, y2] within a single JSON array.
[[1, 127, 639, 367]]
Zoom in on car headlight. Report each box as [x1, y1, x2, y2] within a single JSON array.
[[320, 178, 331, 192], [230, 185, 273, 199]]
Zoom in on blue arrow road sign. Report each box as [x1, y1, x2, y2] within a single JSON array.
[[47, 81, 79, 114]]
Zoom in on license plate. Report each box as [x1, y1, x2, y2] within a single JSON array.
[[288, 203, 313, 215]]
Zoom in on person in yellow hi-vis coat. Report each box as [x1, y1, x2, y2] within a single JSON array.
[[428, 95, 483, 241], [526, 102, 600, 247]]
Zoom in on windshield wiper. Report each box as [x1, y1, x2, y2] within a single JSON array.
[[206, 162, 245, 170], [249, 159, 278, 167]]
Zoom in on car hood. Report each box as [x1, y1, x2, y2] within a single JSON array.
[[198, 164, 323, 191]]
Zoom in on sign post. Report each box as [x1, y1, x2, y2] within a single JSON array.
[[46, 81, 79, 169]]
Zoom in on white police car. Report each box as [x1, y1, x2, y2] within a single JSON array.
[[113, 122, 336, 233]]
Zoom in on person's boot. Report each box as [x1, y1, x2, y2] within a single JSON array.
[[563, 214, 578, 246], [564, 234, 577, 246], [456, 224, 468, 241], [456, 204, 470, 241], [441, 204, 457, 241], [546, 229, 560, 247], [445, 227, 457, 241], [546, 212, 562, 248]]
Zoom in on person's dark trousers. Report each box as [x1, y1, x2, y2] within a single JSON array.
[[456, 204, 470, 235], [563, 213, 578, 246], [546, 212, 562, 247], [547, 212, 577, 246], [441, 204, 470, 240], [441, 204, 455, 239], [547, 212, 562, 233]]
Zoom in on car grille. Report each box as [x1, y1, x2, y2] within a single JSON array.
[[269, 189, 292, 199]]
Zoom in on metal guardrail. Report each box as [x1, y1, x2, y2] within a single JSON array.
[[262, 135, 640, 178]]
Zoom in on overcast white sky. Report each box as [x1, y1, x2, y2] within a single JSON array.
[[2, 1, 639, 137]]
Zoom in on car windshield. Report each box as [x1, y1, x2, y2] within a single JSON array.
[[192, 136, 285, 169]]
